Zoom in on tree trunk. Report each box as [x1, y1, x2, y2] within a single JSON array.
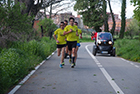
[[119, 0, 126, 39], [103, 0, 109, 32], [49, 4, 52, 18], [108, 0, 116, 36]]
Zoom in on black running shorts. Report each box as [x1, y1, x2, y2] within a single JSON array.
[[57, 44, 66, 48], [67, 41, 77, 51]]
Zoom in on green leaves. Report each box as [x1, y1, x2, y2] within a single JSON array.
[[74, 0, 104, 32], [0, 2, 34, 42], [0, 37, 56, 94], [37, 18, 57, 37], [131, 0, 140, 21]]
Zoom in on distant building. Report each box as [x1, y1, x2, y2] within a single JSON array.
[[33, 12, 84, 31], [101, 12, 131, 33]]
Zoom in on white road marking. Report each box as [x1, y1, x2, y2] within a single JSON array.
[[8, 50, 57, 94], [121, 58, 140, 68], [98, 65, 103, 68], [85, 45, 124, 94], [135, 65, 139, 68], [96, 63, 101, 65], [130, 63, 134, 65]]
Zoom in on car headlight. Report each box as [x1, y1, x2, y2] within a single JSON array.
[[108, 41, 112, 44], [98, 41, 101, 44]]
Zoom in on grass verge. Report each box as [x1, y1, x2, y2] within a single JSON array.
[[0, 37, 56, 94], [114, 39, 140, 63], [80, 37, 140, 63]]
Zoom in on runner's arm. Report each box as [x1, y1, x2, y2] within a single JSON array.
[[63, 29, 72, 35], [53, 34, 59, 43]]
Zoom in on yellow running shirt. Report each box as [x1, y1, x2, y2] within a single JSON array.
[[77, 29, 82, 43], [54, 28, 66, 45], [64, 25, 78, 41]]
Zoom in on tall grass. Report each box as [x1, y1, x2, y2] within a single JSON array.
[[114, 39, 140, 62], [0, 37, 56, 94]]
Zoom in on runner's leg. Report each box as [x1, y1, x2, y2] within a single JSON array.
[[74, 46, 79, 63], [61, 47, 65, 65], [64, 45, 69, 58], [57, 48, 61, 56]]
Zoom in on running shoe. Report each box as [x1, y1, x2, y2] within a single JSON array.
[[62, 62, 65, 66], [69, 58, 71, 64], [71, 63, 74, 68], [59, 64, 63, 68], [74, 63, 76, 66]]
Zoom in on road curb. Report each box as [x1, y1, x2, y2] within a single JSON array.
[[8, 50, 57, 94]]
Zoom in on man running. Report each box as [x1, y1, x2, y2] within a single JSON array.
[[53, 22, 66, 68], [63, 17, 78, 68], [74, 22, 82, 64], [64, 20, 69, 58]]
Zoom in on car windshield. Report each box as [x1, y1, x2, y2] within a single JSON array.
[[98, 33, 111, 40]]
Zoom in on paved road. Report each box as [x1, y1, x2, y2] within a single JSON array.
[[14, 42, 140, 94]]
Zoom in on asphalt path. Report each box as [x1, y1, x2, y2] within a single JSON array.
[[14, 42, 140, 94]]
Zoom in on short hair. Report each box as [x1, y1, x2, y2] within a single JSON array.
[[64, 20, 68, 23], [74, 22, 78, 25], [59, 22, 64, 27], [69, 17, 75, 22], [60, 21, 64, 24]]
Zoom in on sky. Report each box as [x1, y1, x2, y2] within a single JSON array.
[[71, 0, 135, 19]]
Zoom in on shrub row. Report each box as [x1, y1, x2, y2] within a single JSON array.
[[0, 37, 56, 94], [114, 39, 140, 62]]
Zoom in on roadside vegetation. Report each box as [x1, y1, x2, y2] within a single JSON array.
[[80, 33, 94, 42], [0, 37, 56, 94], [0, 2, 57, 94], [114, 39, 140, 63]]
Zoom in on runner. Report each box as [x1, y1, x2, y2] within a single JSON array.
[[74, 22, 82, 64], [53, 22, 66, 68], [63, 17, 78, 68], [64, 20, 69, 58], [64, 20, 68, 27]]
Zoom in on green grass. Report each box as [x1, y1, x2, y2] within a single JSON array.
[[80, 33, 94, 42], [0, 37, 56, 94], [80, 37, 94, 42], [114, 39, 140, 63]]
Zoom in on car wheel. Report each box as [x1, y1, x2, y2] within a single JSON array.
[[92, 46, 96, 56], [112, 49, 116, 56]]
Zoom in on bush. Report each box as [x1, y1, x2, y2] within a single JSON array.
[[114, 39, 140, 62], [37, 18, 57, 37], [0, 37, 56, 94]]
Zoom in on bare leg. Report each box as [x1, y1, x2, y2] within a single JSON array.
[[72, 47, 76, 63], [57, 48, 61, 56], [74, 46, 79, 63], [65, 45, 68, 54], [61, 47, 65, 63]]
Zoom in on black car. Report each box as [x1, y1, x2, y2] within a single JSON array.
[[92, 32, 116, 56]]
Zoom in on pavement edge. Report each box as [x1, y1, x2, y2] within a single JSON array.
[[8, 50, 57, 94]]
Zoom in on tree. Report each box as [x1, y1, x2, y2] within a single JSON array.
[[119, 0, 126, 39], [103, 0, 109, 32], [37, 18, 57, 37], [0, 2, 33, 43], [107, 0, 116, 35], [74, 0, 104, 32], [13, 0, 70, 16], [125, 18, 140, 39], [45, 0, 75, 18], [130, 0, 140, 21], [131, 0, 140, 40]]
